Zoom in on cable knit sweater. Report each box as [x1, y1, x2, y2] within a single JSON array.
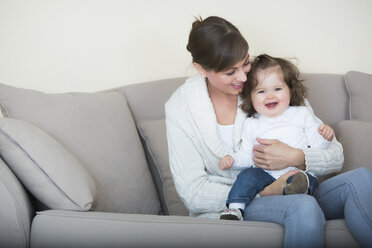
[[165, 74, 344, 218]]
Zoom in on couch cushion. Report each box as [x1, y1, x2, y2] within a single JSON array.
[[0, 118, 96, 210], [0, 83, 161, 214], [137, 119, 188, 216], [31, 210, 284, 248], [301, 73, 349, 129], [325, 219, 361, 247], [336, 120, 372, 173], [110, 77, 186, 123], [345, 71, 372, 121]]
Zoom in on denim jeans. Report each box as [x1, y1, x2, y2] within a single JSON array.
[[226, 167, 318, 206], [242, 167, 372, 248]]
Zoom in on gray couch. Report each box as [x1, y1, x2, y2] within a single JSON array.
[[0, 71, 371, 247]]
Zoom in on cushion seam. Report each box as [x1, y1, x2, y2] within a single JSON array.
[[345, 73, 353, 120]]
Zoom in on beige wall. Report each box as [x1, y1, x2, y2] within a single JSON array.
[[0, 0, 371, 93]]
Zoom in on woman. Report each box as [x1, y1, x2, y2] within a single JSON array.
[[165, 16, 372, 247]]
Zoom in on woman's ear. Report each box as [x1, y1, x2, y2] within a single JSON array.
[[193, 63, 207, 78]]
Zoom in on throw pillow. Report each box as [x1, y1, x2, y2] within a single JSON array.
[[137, 119, 188, 216], [0, 118, 96, 210], [345, 71, 372, 121]]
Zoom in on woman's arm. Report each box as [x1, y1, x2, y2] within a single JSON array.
[[166, 116, 232, 214], [252, 138, 306, 171]]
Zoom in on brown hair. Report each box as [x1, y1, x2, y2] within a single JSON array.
[[186, 16, 249, 72], [240, 54, 307, 117]]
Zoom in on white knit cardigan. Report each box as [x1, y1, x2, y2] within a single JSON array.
[[165, 74, 344, 218]]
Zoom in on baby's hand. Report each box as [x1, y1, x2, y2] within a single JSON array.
[[219, 155, 234, 170], [318, 124, 334, 141]]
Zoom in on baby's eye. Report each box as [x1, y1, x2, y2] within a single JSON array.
[[257, 90, 265, 94], [275, 87, 282, 91]]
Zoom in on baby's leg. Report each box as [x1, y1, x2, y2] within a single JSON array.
[[221, 167, 275, 221], [226, 167, 275, 207]]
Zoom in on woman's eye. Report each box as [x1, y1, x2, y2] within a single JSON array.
[[243, 61, 250, 66], [226, 70, 235, 76]]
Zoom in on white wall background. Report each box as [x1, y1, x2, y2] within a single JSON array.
[[0, 0, 371, 93]]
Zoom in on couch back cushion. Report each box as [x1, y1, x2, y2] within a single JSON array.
[[112, 77, 185, 123], [0, 83, 161, 214], [336, 120, 372, 173], [301, 73, 349, 128]]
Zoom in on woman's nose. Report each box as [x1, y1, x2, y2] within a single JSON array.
[[236, 69, 247, 82]]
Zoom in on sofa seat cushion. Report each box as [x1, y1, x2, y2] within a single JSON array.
[[325, 219, 361, 247], [0, 83, 161, 214], [336, 120, 372, 173], [346, 71, 372, 121], [137, 118, 188, 216], [0, 118, 96, 210], [31, 210, 284, 248]]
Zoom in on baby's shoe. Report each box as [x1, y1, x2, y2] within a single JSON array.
[[219, 208, 243, 221], [283, 171, 309, 195]]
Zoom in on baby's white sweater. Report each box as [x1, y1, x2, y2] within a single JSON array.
[[232, 106, 330, 179]]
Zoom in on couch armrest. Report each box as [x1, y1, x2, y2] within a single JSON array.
[[336, 120, 372, 173], [31, 210, 283, 248], [0, 157, 35, 248]]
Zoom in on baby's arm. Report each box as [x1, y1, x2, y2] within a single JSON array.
[[218, 155, 234, 170], [318, 124, 334, 141]]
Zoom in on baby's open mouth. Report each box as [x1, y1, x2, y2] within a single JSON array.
[[265, 102, 278, 108]]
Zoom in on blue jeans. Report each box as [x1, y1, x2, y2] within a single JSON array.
[[226, 167, 317, 206], [243, 167, 372, 248]]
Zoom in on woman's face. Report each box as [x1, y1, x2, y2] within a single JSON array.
[[251, 66, 290, 118], [202, 54, 251, 96]]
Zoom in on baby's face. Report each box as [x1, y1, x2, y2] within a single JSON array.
[[251, 66, 290, 118]]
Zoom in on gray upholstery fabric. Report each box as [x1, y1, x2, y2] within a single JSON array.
[[325, 219, 361, 247], [137, 119, 188, 216], [31, 210, 284, 248], [116, 74, 348, 127], [301, 73, 349, 129], [0, 83, 161, 214], [345, 71, 372, 121], [336, 120, 372, 173], [0, 118, 96, 210], [110, 77, 185, 122], [0, 157, 34, 248]]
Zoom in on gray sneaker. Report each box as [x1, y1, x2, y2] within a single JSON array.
[[284, 171, 309, 195], [219, 208, 243, 221]]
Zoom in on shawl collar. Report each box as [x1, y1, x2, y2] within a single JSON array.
[[185, 74, 246, 158]]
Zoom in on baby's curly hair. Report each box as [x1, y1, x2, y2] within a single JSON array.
[[240, 54, 307, 117]]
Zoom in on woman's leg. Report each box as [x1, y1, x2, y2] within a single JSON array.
[[316, 167, 372, 247], [244, 194, 325, 248]]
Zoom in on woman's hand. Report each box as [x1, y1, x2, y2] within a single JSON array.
[[253, 138, 306, 171], [259, 170, 299, 196]]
